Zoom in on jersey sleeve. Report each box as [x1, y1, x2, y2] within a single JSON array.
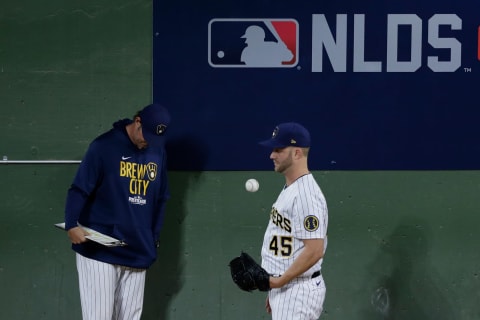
[[292, 184, 328, 240]]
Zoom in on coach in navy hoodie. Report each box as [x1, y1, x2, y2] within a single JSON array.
[[64, 103, 171, 320]]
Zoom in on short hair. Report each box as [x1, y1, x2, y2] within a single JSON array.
[[301, 147, 310, 157]]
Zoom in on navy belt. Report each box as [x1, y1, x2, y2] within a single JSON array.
[[271, 270, 321, 279]]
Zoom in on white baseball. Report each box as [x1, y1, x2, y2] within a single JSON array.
[[245, 178, 259, 192]]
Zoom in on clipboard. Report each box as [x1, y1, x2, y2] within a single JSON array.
[[55, 222, 127, 247]]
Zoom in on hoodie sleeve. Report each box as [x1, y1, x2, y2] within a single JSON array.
[[152, 151, 170, 241], [64, 141, 104, 230]]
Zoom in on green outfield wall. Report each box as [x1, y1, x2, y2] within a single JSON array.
[[1, 1, 479, 319], [0, 168, 479, 319]]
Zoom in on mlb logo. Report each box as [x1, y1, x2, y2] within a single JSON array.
[[208, 18, 299, 68]]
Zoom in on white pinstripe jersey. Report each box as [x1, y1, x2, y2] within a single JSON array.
[[261, 173, 328, 277]]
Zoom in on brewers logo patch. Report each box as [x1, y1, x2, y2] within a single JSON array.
[[304, 215, 319, 231], [146, 162, 158, 181]]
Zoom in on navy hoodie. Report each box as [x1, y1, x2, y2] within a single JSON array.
[[64, 119, 170, 269]]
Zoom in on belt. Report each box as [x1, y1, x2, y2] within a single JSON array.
[[271, 270, 322, 279], [271, 271, 321, 279], [311, 271, 321, 279]]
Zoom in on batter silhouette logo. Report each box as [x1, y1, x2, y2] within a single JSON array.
[[208, 18, 299, 68]]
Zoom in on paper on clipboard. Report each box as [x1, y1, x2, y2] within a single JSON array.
[[55, 222, 127, 247]]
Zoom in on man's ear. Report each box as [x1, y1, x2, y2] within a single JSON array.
[[293, 147, 303, 159]]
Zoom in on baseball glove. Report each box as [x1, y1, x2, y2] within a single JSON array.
[[229, 251, 270, 292]]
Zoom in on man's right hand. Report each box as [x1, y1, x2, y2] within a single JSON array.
[[67, 226, 89, 244]]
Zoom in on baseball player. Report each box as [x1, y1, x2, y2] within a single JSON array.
[[64, 103, 171, 320], [258, 122, 328, 320]]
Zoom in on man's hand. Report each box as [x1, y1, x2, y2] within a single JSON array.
[[265, 296, 272, 314], [67, 226, 89, 244]]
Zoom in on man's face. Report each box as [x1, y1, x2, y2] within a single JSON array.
[[132, 119, 148, 149], [270, 147, 294, 173]]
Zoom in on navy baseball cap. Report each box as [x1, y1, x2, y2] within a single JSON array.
[[138, 103, 171, 147], [259, 122, 311, 148]]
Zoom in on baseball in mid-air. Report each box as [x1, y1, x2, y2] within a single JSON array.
[[245, 178, 260, 192]]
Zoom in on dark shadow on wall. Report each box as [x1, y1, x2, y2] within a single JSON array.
[[142, 135, 208, 320], [164, 134, 211, 171], [362, 217, 458, 320]]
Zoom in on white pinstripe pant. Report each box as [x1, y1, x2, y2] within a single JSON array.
[[269, 275, 326, 320], [76, 253, 146, 320]]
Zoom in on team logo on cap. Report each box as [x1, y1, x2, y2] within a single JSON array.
[[272, 126, 279, 138], [304, 215, 319, 232], [156, 124, 167, 135]]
